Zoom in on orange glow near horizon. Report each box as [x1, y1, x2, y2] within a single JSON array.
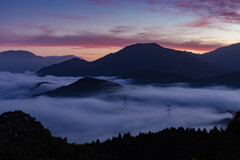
[[0, 45, 212, 62], [0, 46, 122, 61], [1, 0, 240, 61]]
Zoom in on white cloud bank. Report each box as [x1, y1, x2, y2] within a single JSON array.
[[0, 72, 238, 143]]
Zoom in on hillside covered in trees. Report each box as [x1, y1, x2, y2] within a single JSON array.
[[0, 110, 240, 160]]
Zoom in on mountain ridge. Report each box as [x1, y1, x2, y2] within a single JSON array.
[[115, 69, 240, 88], [36, 77, 123, 97], [0, 50, 77, 73], [37, 43, 224, 78], [193, 43, 240, 71], [114, 69, 193, 85]]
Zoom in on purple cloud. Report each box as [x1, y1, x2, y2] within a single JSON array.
[[21, 24, 54, 34], [110, 26, 137, 34], [89, 0, 240, 25], [0, 27, 224, 52], [45, 14, 88, 20], [88, 0, 121, 6], [150, 0, 240, 24]]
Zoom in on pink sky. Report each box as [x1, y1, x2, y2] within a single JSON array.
[[1, 0, 240, 61]]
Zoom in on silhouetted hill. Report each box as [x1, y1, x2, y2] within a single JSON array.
[[37, 43, 223, 78], [194, 43, 240, 71], [114, 69, 193, 84], [37, 77, 123, 97], [37, 58, 90, 77], [2, 110, 240, 159], [0, 50, 76, 73], [0, 50, 36, 58], [89, 112, 240, 160], [0, 111, 103, 160]]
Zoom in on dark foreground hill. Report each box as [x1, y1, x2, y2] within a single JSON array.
[[37, 43, 223, 78], [0, 111, 102, 160], [36, 77, 123, 97], [1, 110, 240, 159], [0, 50, 76, 73]]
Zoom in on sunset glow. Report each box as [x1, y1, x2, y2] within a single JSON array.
[[1, 0, 240, 60]]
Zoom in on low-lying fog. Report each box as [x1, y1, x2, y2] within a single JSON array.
[[0, 72, 238, 143]]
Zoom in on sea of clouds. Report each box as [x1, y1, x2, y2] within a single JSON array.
[[0, 72, 239, 143]]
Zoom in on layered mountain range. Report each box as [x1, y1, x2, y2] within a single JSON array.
[[0, 50, 76, 73], [37, 43, 226, 78], [1, 43, 240, 81]]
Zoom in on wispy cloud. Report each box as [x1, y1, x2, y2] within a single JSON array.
[[20, 23, 54, 34], [45, 14, 88, 20], [88, 0, 240, 26], [146, 0, 240, 25], [0, 28, 224, 53], [88, 0, 121, 6], [110, 26, 137, 34]]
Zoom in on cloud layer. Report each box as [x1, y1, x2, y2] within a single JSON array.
[[0, 72, 238, 143]]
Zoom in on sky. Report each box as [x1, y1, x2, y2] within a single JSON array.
[[1, 0, 240, 61]]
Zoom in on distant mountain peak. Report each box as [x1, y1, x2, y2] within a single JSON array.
[[113, 43, 166, 56], [124, 43, 163, 49], [67, 57, 88, 62], [38, 43, 223, 78], [0, 50, 80, 73], [0, 50, 36, 56], [54, 58, 89, 65], [205, 43, 240, 55], [223, 43, 240, 48], [195, 42, 240, 71]]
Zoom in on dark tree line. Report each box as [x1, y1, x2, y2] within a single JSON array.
[[1, 110, 240, 160], [89, 112, 240, 160], [0, 111, 104, 160]]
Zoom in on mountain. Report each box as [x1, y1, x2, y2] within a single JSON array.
[[194, 43, 240, 71], [192, 71, 240, 88], [114, 69, 193, 85], [114, 69, 240, 88], [36, 77, 123, 97], [2, 110, 240, 160], [37, 58, 91, 77], [37, 43, 223, 78], [0, 111, 101, 160], [0, 50, 76, 73]]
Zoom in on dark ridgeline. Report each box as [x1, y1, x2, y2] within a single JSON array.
[[191, 71, 240, 88], [3, 43, 240, 77], [37, 43, 223, 78], [0, 50, 76, 73], [1, 110, 240, 159], [115, 69, 240, 88], [113, 69, 193, 85], [35, 77, 123, 97], [37, 58, 91, 77], [194, 43, 240, 71]]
